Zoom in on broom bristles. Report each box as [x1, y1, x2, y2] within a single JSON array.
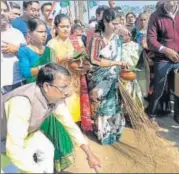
[[118, 80, 179, 170], [118, 80, 157, 131]]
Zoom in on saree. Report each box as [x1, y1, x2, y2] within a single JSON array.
[[47, 37, 81, 122], [120, 41, 144, 107], [26, 46, 74, 172], [69, 35, 93, 131], [87, 35, 125, 145]]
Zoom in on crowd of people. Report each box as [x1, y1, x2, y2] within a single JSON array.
[[1, 0, 179, 173]]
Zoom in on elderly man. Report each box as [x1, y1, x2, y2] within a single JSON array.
[[2, 63, 100, 173], [11, 1, 40, 38], [146, 0, 179, 119]]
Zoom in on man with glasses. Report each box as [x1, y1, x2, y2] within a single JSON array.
[[2, 63, 100, 173], [11, 1, 40, 38]]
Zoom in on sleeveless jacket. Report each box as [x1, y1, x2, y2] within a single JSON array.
[[2, 83, 56, 139]]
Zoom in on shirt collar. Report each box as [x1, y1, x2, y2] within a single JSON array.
[[164, 4, 178, 19]]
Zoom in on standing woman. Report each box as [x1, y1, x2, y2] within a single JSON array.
[[18, 18, 55, 81], [87, 8, 127, 145], [18, 18, 74, 172], [47, 14, 82, 123]]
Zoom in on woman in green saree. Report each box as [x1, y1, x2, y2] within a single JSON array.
[[18, 18, 74, 172]]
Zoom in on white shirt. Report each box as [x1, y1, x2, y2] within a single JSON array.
[[5, 96, 87, 173], [1, 26, 26, 87]]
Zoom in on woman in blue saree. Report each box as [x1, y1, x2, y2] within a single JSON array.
[[87, 8, 127, 145]]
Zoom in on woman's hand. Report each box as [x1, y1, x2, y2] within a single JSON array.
[[117, 61, 129, 69]]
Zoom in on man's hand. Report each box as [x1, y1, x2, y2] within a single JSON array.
[[163, 48, 179, 62], [87, 154, 101, 169], [1, 42, 19, 54], [81, 144, 101, 169]]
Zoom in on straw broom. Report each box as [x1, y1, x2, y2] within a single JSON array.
[[118, 80, 157, 131], [118, 80, 179, 170]]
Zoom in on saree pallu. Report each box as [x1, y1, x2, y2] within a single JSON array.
[[87, 66, 125, 145], [69, 35, 92, 127], [80, 75, 93, 132], [26, 46, 74, 172], [120, 41, 144, 108], [87, 36, 125, 145]]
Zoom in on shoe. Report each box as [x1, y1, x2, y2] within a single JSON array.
[[145, 108, 156, 120]]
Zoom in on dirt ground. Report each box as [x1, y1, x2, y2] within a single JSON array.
[[65, 116, 179, 173]]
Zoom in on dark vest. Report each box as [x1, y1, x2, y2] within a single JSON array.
[[2, 83, 56, 139]]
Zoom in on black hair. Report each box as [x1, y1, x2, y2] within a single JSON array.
[[23, 1, 39, 10], [41, 2, 52, 12], [95, 8, 117, 33], [9, 2, 20, 9], [95, 5, 109, 15], [27, 18, 46, 32], [71, 24, 82, 34], [89, 18, 97, 24], [54, 13, 70, 27], [114, 6, 122, 13], [37, 63, 71, 87], [74, 19, 82, 26], [126, 12, 136, 19]]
